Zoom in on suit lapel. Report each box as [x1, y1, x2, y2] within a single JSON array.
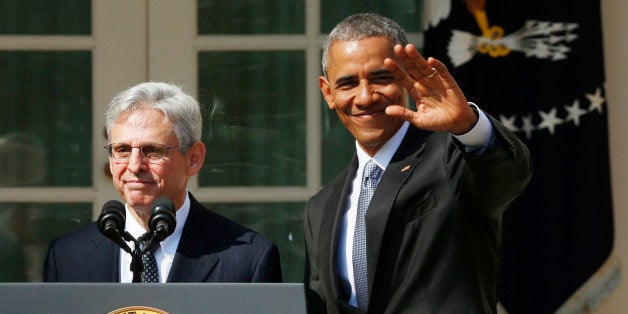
[[167, 194, 220, 282], [365, 126, 431, 295], [319, 157, 358, 301], [105, 238, 121, 281], [88, 225, 120, 282]]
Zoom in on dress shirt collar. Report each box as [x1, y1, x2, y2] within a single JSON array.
[[124, 192, 191, 255], [355, 121, 410, 171]]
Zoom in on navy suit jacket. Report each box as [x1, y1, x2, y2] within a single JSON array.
[[44, 193, 282, 283], [304, 116, 532, 313]]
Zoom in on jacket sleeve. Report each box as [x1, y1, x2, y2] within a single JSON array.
[[42, 238, 58, 282], [303, 201, 330, 313], [251, 240, 283, 283], [456, 114, 533, 217]]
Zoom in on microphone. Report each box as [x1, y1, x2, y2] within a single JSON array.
[[98, 200, 130, 252], [149, 197, 176, 243]]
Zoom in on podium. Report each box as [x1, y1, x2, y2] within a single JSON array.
[[0, 283, 306, 313]]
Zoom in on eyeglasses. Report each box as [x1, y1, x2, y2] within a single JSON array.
[[104, 143, 184, 161]]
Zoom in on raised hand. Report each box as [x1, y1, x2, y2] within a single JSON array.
[[383, 44, 477, 135]]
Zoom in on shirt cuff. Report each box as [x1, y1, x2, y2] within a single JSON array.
[[453, 103, 493, 150]]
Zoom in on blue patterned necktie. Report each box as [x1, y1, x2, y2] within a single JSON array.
[[353, 160, 382, 311], [140, 242, 160, 283]]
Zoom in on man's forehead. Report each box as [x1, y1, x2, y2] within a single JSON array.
[[328, 38, 394, 64], [116, 108, 168, 124], [327, 45, 395, 79], [328, 36, 394, 54], [109, 109, 173, 138]]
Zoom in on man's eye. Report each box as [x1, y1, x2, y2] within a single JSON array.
[[337, 82, 357, 89], [114, 145, 131, 153], [143, 146, 167, 159], [142, 146, 156, 154]]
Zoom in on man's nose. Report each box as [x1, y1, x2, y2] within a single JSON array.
[[126, 147, 147, 173], [354, 83, 376, 107]]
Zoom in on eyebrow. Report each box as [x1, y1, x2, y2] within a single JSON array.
[[334, 75, 356, 88], [370, 69, 392, 76], [333, 68, 394, 87]]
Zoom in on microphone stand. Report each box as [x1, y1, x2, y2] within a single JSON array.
[[99, 198, 175, 283]]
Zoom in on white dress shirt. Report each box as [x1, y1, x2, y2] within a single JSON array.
[[120, 193, 191, 283], [336, 104, 493, 306]]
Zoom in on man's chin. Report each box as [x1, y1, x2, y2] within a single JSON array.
[[124, 195, 155, 211]]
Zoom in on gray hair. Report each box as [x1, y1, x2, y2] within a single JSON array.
[[105, 82, 202, 154], [321, 13, 409, 76]]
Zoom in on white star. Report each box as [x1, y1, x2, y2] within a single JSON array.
[[521, 114, 535, 139], [499, 114, 519, 132], [564, 99, 587, 126], [538, 107, 563, 135], [586, 87, 605, 113]]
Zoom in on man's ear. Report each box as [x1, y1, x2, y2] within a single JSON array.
[[186, 142, 206, 176], [319, 76, 335, 110], [108, 160, 114, 179]]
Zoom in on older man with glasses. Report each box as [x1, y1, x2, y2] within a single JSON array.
[[44, 82, 282, 283]]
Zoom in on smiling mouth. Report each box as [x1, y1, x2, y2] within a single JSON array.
[[353, 110, 386, 118]]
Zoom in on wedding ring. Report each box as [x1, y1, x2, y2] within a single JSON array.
[[424, 67, 438, 79]]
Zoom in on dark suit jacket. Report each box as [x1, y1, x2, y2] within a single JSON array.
[[304, 117, 532, 313], [44, 193, 282, 283]]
